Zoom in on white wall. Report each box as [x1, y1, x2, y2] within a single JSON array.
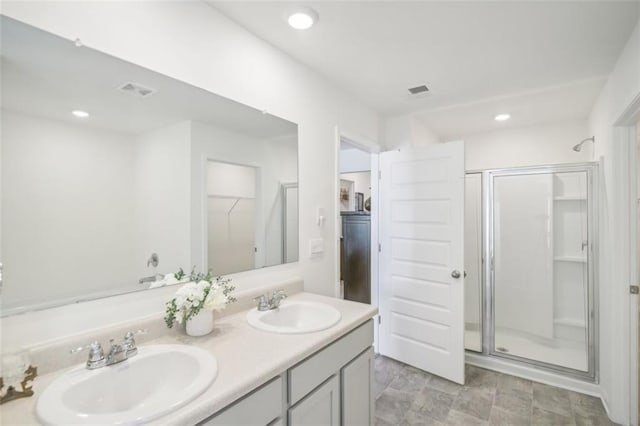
[[340, 172, 371, 202], [464, 120, 592, 170], [384, 113, 592, 172], [588, 15, 640, 425], [383, 114, 439, 149], [1, 110, 138, 310], [207, 162, 256, 198], [133, 121, 191, 280], [0, 1, 378, 349], [340, 147, 371, 173]]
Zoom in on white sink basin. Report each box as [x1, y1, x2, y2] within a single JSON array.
[[247, 301, 341, 334], [36, 344, 217, 425]]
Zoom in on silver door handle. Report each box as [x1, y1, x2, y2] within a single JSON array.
[[451, 270, 461, 279]]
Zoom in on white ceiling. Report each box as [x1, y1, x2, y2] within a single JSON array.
[[210, 1, 639, 118], [1, 16, 296, 138]]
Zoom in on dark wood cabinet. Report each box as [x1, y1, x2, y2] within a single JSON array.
[[341, 213, 371, 304]]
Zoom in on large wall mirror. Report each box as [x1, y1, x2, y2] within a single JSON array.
[[0, 16, 299, 315]]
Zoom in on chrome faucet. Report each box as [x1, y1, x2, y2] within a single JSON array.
[[254, 290, 288, 311], [71, 330, 147, 369], [270, 290, 287, 309], [123, 330, 142, 357], [70, 341, 106, 369], [106, 339, 127, 365]]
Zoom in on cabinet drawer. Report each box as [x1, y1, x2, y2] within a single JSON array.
[[200, 376, 283, 426], [288, 320, 373, 405]]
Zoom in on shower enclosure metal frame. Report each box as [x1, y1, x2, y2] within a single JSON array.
[[473, 162, 598, 382]]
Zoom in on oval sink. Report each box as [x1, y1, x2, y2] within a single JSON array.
[[247, 301, 341, 334], [37, 344, 217, 425]]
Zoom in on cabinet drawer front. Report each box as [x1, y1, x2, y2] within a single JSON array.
[[342, 347, 375, 426], [201, 377, 283, 426], [288, 320, 373, 404], [288, 375, 340, 426]]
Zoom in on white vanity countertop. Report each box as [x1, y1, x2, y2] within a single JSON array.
[[1, 292, 377, 426]]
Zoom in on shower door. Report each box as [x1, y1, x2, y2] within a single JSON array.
[[487, 164, 596, 380]]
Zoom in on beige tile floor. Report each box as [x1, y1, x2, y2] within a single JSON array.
[[374, 356, 616, 426]]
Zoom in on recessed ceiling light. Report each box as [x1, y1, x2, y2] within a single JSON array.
[[72, 110, 90, 118], [288, 7, 318, 30], [494, 113, 511, 121]]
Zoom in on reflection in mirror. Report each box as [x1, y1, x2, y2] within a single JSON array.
[[207, 161, 258, 275], [282, 183, 299, 264], [0, 16, 298, 315]]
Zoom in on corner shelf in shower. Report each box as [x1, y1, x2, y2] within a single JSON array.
[[552, 171, 590, 346]]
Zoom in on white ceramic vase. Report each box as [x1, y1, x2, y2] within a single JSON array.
[[186, 309, 214, 337]]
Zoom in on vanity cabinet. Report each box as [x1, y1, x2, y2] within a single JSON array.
[[199, 320, 374, 426], [200, 377, 283, 426], [341, 347, 375, 425], [288, 375, 340, 426]]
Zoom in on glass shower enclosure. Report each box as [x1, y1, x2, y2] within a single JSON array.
[[465, 163, 597, 381]]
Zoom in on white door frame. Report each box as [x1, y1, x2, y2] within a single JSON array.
[[611, 93, 640, 426], [629, 122, 639, 426], [334, 126, 381, 350], [613, 94, 640, 425]]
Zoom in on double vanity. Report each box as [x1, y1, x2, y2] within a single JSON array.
[[2, 287, 377, 425]]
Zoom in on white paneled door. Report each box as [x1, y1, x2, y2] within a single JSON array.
[[379, 141, 465, 384]]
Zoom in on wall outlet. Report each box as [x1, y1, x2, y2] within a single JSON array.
[[309, 238, 324, 257]]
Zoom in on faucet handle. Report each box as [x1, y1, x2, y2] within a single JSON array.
[[271, 289, 288, 301], [123, 329, 147, 356], [269, 289, 287, 309], [124, 329, 148, 340], [70, 341, 105, 369], [70, 340, 103, 356], [254, 294, 269, 311]]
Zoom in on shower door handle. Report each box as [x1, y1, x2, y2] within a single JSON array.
[[451, 270, 461, 279]]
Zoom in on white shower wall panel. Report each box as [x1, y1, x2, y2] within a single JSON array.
[[464, 174, 482, 352]]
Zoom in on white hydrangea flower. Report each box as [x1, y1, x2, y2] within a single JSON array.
[[203, 286, 229, 311], [165, 270, 234, 328]]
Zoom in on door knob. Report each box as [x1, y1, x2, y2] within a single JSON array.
[[451, 270, 461, 279]]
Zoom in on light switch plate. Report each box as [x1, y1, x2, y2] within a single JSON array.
[[317, 207, 326, 227]]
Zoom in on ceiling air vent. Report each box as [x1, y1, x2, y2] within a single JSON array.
[[117, 82, 157, 98], [408, 84, 429, 95]]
